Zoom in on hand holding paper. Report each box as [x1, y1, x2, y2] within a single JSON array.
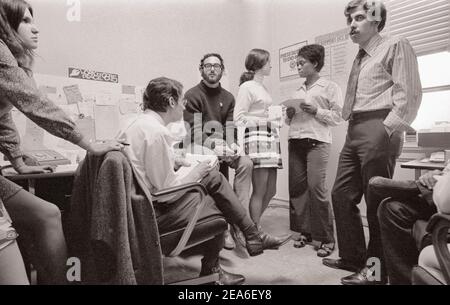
[[281, 99, 305, 113]]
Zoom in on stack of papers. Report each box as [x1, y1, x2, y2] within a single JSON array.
[[175, 153, 218, 180]]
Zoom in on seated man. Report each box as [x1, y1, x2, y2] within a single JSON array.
[[183, 53, 254, 250], [373, 161, 450, 285], [117, 77, 290, 285]]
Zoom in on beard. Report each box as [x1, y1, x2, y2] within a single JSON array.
[[201, 70, 222, 85]]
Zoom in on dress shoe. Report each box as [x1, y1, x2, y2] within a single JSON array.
[[322, 258, 361, 273], [341, 267, 387, 285], [223, 229, 236, 250], [245, 231, 292, 256], [259, 232, 292, 250], [200, 265, 245, 285]]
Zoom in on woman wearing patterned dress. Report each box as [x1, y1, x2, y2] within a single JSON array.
[[234, 49, 291, 247], [0, 0, 123, 284]]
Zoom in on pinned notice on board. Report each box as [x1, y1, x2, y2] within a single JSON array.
[[94, 105, 119, 140], [122, 85, 136, 95], [62, 84, 83, 105], [38, 85, 57, 95]]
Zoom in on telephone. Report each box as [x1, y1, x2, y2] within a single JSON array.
[[23, 150, 71, 166]]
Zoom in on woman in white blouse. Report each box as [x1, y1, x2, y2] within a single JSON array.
[[285, 44, 343, 257], [234, 49, 289, 249]]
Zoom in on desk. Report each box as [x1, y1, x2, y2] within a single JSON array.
[[2, 164, 77, 194], [400, 159, 446, 179]]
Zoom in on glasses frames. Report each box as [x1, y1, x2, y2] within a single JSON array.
[[202, 63, 223, 71]]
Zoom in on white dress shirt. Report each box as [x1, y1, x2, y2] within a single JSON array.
[[352, 33, 422, 133], [286, 77, 343, 143], [117, 110, 183, 194]]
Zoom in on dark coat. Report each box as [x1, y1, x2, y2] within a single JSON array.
[[68, 151, 163, 284]]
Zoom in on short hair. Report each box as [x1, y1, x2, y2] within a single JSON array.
[[297, 44, 325, 72], [142, 77, 183, 112], [239, 48, 270, 85], [344, 0, 387, 32], [199, 53, 224, 69]]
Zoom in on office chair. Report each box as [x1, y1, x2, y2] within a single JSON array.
[[412, 213, 450, 285], [69, 151, 227, 285]]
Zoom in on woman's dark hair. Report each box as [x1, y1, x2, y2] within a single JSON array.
[[143, 77, 183, 112], [297, 44, 325, 72], [0, 0, 34, 72], [239, 48, 270, 85]]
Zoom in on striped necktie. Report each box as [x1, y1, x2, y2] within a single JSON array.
[[341, 48, 367, 120]]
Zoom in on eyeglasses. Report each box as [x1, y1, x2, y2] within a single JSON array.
[[203, 63, 222, 71]]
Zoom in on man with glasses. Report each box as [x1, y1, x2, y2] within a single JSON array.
[[183, 53, 254, 250]]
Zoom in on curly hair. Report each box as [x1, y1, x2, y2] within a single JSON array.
[[297, 44, 325, 72]]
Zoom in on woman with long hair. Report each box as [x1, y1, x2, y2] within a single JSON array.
[[234, 48, 291, 247], [0, 0, 124, 284]]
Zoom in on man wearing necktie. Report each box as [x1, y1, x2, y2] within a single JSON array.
[[322, 0, 422, 285]]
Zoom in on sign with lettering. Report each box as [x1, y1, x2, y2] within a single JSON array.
[[68, 67, 119, 83], [279, 41, 307, 80]]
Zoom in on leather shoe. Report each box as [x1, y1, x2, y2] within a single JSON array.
[[259, 232, 292, 250], [245, 231, 292, 256], [200, 266, 245, 285], [223, 229, 236, 250], [322, 258, 361, 273], [341, 267, 387, 285]]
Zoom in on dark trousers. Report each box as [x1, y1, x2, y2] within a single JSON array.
[[373, 178, 437, 284], [288, 138, 334, 243], [331, 110, 403, 268], [155, 170, 255, 267]]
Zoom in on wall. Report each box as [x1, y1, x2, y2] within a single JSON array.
[[265, 0, 415, 212], [26, 0, 415, 209], [29, 0, 248, 94], [266, 0, 353, 203]]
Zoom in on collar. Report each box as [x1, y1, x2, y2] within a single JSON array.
[[143, 109, 166, 126], [200, 80, 221, 91], [299, 77, 327, 91], [360, 33, 384, 57]]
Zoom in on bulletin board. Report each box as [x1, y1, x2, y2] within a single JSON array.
[[12, 73, 144, 152]]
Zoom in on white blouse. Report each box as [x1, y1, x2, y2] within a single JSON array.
[[234, 80, 273, 126]]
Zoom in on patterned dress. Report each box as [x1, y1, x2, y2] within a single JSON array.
[[234, 80, 282, 169], [0, 39, 83, 249]]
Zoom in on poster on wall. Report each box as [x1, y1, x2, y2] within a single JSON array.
[[279, 41, 307, 81], [315, 28, 356, 85], [68, 67, 119, 83]]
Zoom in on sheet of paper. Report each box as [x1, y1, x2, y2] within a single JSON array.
[[175, 153, 218, 180], [281, 99, 304, 113], [95, 93, 118, 106], [62, 84, 83, 105], [94, 105, 120, 140]]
